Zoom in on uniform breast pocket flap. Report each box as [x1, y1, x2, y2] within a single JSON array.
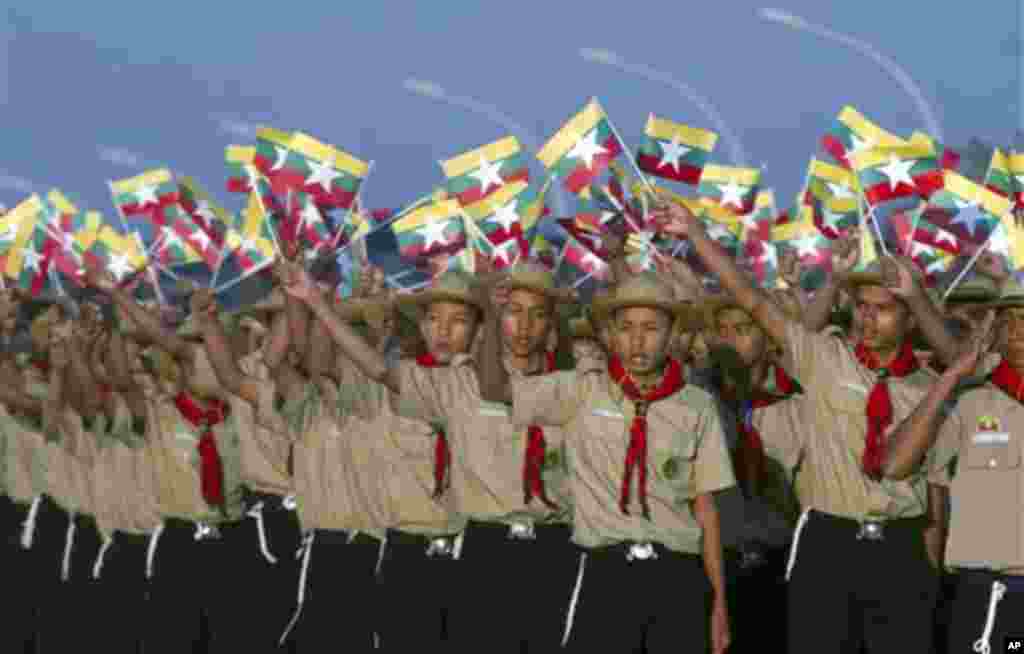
[[823, 382, 867, 415], [963, 433, 1020, 471]]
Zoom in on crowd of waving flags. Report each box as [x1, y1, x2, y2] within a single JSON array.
[[2, 99, 1023, 314]]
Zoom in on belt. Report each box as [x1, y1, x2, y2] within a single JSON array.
[[163, 517, 223, 541], [586, 541, 688, 562], [312, 528, 380, 546], [386, 529, 459, 557], [243, 488, 297, 513], [810, 510, 929, 542], [466, 520, 570, 543]]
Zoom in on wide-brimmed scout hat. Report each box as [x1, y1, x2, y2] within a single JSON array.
[[989, 278, 1024, 309], [592, 272, 697, 326], [701, 286, 803, 330], [502, 260, 561, 301], [944, 275, 1001, 306], [395, 270, 484, 320]]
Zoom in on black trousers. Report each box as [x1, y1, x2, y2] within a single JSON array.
[[376, 529, 460, 653], [97, 531, 151, 654], [292, 529, 383, 654], [218, 493, 303, 654], [0, 495, 35, 654], [724, 545, 789, 654], [447, 521, 610, 654], [30, 495, 74, 654], [144, 518, 231, 654], [786, 512, 939, 654], [564, 542, 711, 653], [947, 570, 1024, 654], [65, 513, 105, 651]]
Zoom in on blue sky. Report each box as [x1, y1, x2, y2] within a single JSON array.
[[1, 0, 1020, 265]]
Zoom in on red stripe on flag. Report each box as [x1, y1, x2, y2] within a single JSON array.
[[636, 153, 702, 184], [863, 170, 944, 205], [563, 135, 623, 195], [820, 135, 851, 169], [454, 168, 530, 206]]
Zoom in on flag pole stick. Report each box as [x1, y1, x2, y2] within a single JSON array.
[[213, 257, 275, 295], [331, 160, 376, 251], [943, 238, 992, 302], [595, 99, 656, 249], [905, 202, 924, 258]]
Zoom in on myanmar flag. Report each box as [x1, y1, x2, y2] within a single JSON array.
[[803, 159, 860, 238], [822, 106, 904, 169], [636, 114, 717, 185], [984, 148, 1014, 199], [700, 203, 744, 259], [529, 231, 560, 271], [923, 171, 1011, 249], [109, 169, 199, 254], [87, 225, 148, 283], [222, 191, 278, 277], [178, 177, 229, 249], [741, 188, 777, 246], [538, 98, 624, 196], [252, 128, 369, 211], [441, 136, 529, 207], [1, 195, 58, 296], [772, 205, 833, 290], [554, 235, 609, 287], [463, 181, 531, 266], [848, 143, 943, 222], [282, 190, 334, 251], [698, 164, 760, 215], [986, 219, 1024, 277], [225, 146, 264, 195], [392, 199, 468, 262], [891, 206, 957, 283], [909, 132, 960, 172]]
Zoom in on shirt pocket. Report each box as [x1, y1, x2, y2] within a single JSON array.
[[962, 432, 1020, 471], [651, 431, 700, 502]]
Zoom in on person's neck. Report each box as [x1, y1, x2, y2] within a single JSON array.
[[509, 349, 545, 376], [750, 359, 769, 391], [868, 342, 902, 368], [629, 361, 667, 391]]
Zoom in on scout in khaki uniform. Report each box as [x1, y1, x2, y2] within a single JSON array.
[[481, 272, 734, 654], [188, 287, 306, 654], [656, 198, 957, 654], [283, 261, 580, 654], [883, 281, 1024, 653], [85, 267, 246, 654]]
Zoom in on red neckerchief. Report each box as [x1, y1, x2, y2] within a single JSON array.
[[416, 353, 450, 498], [728, 364, 798, 491], [853, 341, 919, 480], [607, 355, 685, 519], [174, 391, 230, 508], [523, 352, 558, 510], [989, 358, 1024, 403]]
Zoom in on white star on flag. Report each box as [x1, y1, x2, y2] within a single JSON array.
[[0, 224, 16, 243], [950, 201, 986, 237], [934, 228, 957, 248], [305, 157, 343, 193], [271, 146, 289, 171], [910, 241, 934, 258], [419, 219, 452, 250], [490, 200, 520, 234], [108, 252, 134, 280], [706, 223, 733, 243], [194, 201, 216, 223], [161, 227, 184, 251], [245, 165, 262, 190], [826, 182, 856, 200], [190, 229, 212, 252], [821, 208, 845, 233], [718, 180, 749, 210], [657, 136, 691, 172], [793, 235, 821, 258], [239, 236, 259, 253], [491, 238, 519, 266], [134, 184, 160, 208], [580, 249, 605, 272], [300, 201, 323, 229], [877, 155, 916, 191], [740, 211, 761, 233], [469, 157, 505, 195], [22, 246, 41, 272], [567, 129, 608, 170]]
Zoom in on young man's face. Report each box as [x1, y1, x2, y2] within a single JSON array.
[[714, 306, 768, 367], [854, 285, 913, 353], [611, 306, 673, 378], [419, 300, 479, 364], [501, 289, 553, 360]]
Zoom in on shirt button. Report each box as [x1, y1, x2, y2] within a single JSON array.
[[989, 458, 998, 468]]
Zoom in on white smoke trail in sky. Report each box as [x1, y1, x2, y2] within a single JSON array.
[[759, 8, 944, 142], [579, 48, 749, 167], [403, 79, 571, 216]]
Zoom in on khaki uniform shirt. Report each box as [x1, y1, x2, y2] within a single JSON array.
[[937, 383, 1024, 573], [511, 367, 735, 554], [145, 393, 244, 523], [397, 355, 572, 528], [777, 321, 955, 520], [0, 406, 45, 504], [232, 351, 295, 497]]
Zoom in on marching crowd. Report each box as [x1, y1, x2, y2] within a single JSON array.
[[0, 192, 1021, 654]]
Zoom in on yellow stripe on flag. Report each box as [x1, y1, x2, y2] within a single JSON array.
[[46, 189, 78, 217], [109, 169, 173, 195], [1007, 220, 1024, 271], [644, 114, 718, 151], [537, 98, 606, 168], [4, 194, 45, 278], [226, 145, 257, 165], [255, 127, 293, 149], [754, 189, 776, 213], [179, 177, 231, 224], [837, 106, 905, 148], [699, 164, 760, 188], [989, 148, 1009, 176], [943, 171, 1012, 217], [654, 185, 702, 213], [847, 143, 935, 172], [288, 132, 370, 178], [808, 159, 858, 188], [1007, 152, 1024, 175], [392, 199, 462, 234], [701, 203, 744, 234], [772, 210, 817, 242], [441, 136, 521, 179], [463, 180, 530, 221]]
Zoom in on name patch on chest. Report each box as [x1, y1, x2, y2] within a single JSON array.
[[477, 402, 510, 418], [591, 407, 624, 420], [971, 431, 1010, 445]]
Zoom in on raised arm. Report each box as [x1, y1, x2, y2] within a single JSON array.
[[653, 198, 788, 348], [190, 288, 256, 405], [478, 280, 511, 404], [281, 263, 398, 394], [882, 316, 991, 480], [881, 257, 959, 366]]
